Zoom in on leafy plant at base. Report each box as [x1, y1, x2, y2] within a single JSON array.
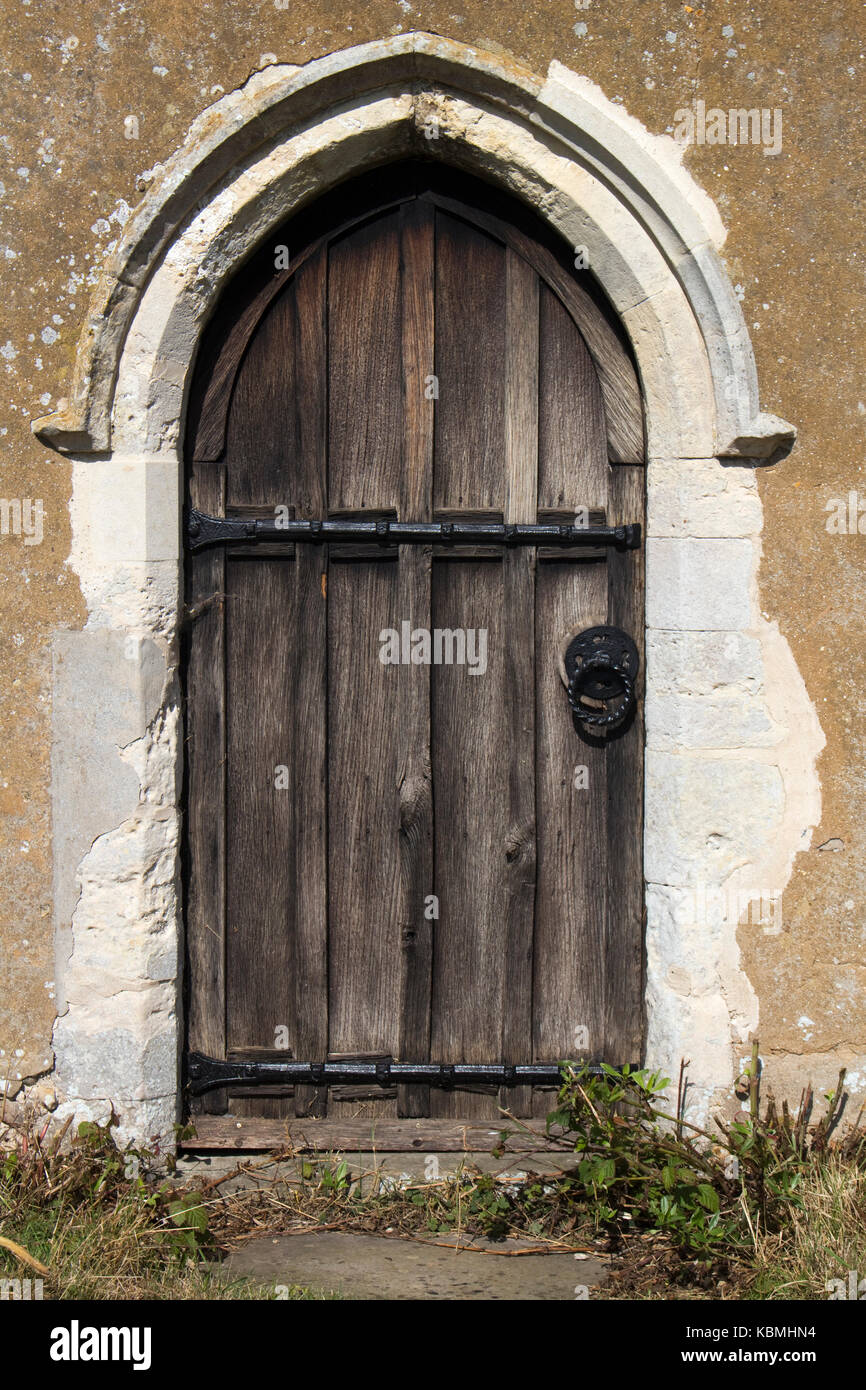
[[540, 1052, 859, 1260]]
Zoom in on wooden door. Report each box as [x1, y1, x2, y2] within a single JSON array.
[[183, 162, 645, 1142]]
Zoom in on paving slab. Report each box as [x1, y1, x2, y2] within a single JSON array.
[[224, 1230, 608, 1300]]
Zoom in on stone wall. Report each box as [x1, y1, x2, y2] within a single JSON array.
[[1, 2, 863, 1142]]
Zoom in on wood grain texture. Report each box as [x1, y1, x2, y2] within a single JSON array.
[[532, 266, 613, 1111], [191, 271, 293, 464], [605, 461, 646, 1064], [396, 202, 435, 1118], [224, 283, 296, 507], [224, 559, 294, 1068], [219, 260, 314, 1120], [430, 559, 506, 1119], [328, 211, 403, 511], [538, 285, 608, 510], [327, 559, 401, 1120], [500, 249, 539, 1117], [326, 211, 408, 1120], [533, 560, 608, 1115], [185, 460, 227, 1115], [180, 1115, 557, 1153], [289, 249, 329, 1119], [433, 209, 506, 511], [427, 191, 644, 464], [526, 244, 643, 466]]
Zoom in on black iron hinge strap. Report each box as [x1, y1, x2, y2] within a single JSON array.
[[185, 1053, 633, 1095], [185, 509, 641, 553]]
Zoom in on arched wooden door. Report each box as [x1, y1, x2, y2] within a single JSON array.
[[183, 162, 645, 1142]]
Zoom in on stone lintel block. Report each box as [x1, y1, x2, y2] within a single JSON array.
[[646, 538, 753, 631], [644, 750, 785, 888], [53, 1021, 178, 1105], [71, 456, 181, 565], [646, 630, 764, 697], [647, 457, 762, 538], [646, 691, 780, 750]]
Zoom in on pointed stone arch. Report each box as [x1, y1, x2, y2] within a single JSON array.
[[34, 33, 792, 461]]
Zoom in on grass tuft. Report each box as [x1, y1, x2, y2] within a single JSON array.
[[0, 1107, 322, 1299]]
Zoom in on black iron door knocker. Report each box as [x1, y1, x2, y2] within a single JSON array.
[[564, 625, 639, 732]]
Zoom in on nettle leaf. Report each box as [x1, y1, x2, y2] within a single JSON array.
[[697, 1184, 720, 1213], [546, 1109, 572, 1131], [598, 1157, 616, 1187]]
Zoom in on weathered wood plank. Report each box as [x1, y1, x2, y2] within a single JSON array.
[[180, 1116, 555, 1153], [500, 249, 539, 1118], [290, 248, 330, 1120], [326, 211, 407, 1120], [224, 283, 295, 506], [327, 559, 401, 1119], [430, 560, 506, 1119], [429, 209, 509, 1120], [538, 285, 608, 511], [533, 560, 608, 1116], [433, 208, 506, 511], [396, 201, 435, 1118], [185, 460, 227, 1115], [220, 271, 300, 1122], [328, 210, 403, 511], [605, 461, 646, 1063], [532, 269, 611, 1116], [190, 270, 292, 463], [224, 559, 295, 1066]]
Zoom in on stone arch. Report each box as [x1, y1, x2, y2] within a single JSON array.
[[34, 33, 792, 461], [38, 34, 822, 1143]]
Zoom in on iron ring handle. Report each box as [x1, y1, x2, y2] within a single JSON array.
[[567, 651, 635, 729]]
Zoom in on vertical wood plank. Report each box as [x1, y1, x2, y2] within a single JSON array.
[[605, 461, 646, 1064], [291, 248, 330, 1118], [222, 274, 294, 1082], [224, 559, 295, 1063], [533, 285, 610, 1116], [327, 212, 406, 1120], [327, 560, 401, 1121], [430, 560, 506, 1119], [328, 211, 403, 511], [221, 274, 300, 1121], [224, 283, 296, 505], [396, 202, 435, 1118], [533, 561, 608, 1115], [185, 461, 226, 1115], [433, 210, 506, 512], [500, 249, 538, 1118], [429, 214, 508, 1119], [538, 285, 607, 513]]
